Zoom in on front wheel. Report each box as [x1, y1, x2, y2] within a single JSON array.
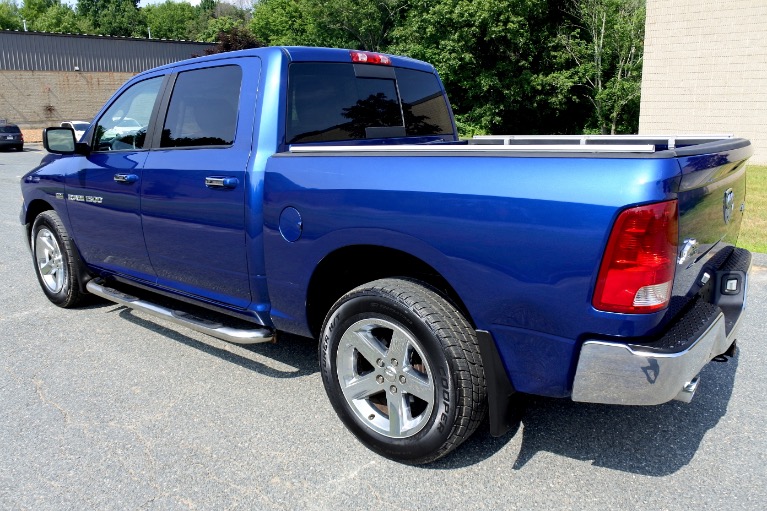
[[31, 210, 86, 308], [319, 278, 486, 464]]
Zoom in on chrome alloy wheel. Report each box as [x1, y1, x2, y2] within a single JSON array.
[[336, 318, 435, 438], [34, 227, 67, 294]]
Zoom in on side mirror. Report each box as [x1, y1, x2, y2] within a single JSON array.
[[43, 127, 89, 155]]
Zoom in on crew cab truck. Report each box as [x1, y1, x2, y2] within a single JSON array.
[[21, 46, 753, 465]]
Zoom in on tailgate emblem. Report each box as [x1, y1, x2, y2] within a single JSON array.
[[723, 188, 734, 224]]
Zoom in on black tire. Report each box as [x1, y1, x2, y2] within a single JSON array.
[[319, 278, 486, 464], [31, 210, 86, 308]]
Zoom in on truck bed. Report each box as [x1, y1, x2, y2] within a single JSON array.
[[290, 134, 751, 158]]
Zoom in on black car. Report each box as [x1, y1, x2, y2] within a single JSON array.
[[0, 123, 24, 151]]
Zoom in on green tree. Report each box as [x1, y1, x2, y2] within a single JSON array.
[[197, 15, 245, 42], [145, 0, 197, 40], [198, 0, 215, 13], [185, 0, 215, 41], [31, 3, 83, 33], [250, 0, 314, 46], [0, 0, 22, 30], [559, 0, 645, 134], [77, 0, 145, 37], [204, 25, 262, 54], [309, 0, 407, 51], [250, 0, 405, 50], [213, 1, 250, 21], [390, 0, 584, 136], [19, 0, 55, 27]]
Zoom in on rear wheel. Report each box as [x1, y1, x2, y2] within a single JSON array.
[[319, 278, 486, 464], [31, 211, 86, 307]]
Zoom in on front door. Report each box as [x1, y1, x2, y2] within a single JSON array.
[[64, 75, 165, 282]]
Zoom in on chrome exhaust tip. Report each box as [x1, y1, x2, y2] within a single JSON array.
[[673, 375, 700, 403]]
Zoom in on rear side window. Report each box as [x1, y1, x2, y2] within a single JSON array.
[[287, 63, 453, 144], [396, 68, 454, 139], [161, 65, 242, 148]]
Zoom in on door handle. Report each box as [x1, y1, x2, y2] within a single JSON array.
[[205, 176, 239, 189], [114, 173, 139, 184]]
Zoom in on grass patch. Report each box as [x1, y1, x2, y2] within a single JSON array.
[[739, 165, 767, 254]]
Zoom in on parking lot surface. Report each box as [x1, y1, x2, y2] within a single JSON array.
[[2, 147, 766, 510]]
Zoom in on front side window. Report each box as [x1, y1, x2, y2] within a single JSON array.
[[94, 76, 163, 151], [160, 65, 242, 148]]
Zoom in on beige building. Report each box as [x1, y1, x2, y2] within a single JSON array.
[[1, 31, 213, 142], [639, 0, 767, 164]]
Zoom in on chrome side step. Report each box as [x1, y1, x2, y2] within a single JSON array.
[[86, 280, 274, 344]]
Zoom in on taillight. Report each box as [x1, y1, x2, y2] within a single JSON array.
[[350, 50, 392, 66], [593, 200, 679, 313]]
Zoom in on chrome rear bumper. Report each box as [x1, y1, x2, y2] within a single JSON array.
[[572, 311, 733, 405], [572, 247, 751, 406]]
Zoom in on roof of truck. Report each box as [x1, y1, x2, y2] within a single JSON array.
[[135, 46, 436, 79]]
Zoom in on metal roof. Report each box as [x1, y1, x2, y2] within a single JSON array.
[[0, 31, 214, 73]]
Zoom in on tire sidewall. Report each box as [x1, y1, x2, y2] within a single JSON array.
[[31, 212, 75, 306], [320, 291, 458, 463]]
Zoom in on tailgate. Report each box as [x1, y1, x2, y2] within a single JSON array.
[[673, 138, 752, 303]]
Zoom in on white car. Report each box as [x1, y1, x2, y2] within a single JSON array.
[[60, 121, 91, 141], [101, 118, 143, 140]]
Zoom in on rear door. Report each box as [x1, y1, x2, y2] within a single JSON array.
[[141, 59, 261, 308]]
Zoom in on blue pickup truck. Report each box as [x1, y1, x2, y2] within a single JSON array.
[[20, 46, 753, 464]]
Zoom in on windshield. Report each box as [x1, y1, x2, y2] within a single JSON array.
[[0, 125, 21, 133], [72, 122, 89, 130]]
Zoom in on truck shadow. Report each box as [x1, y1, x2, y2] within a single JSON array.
[[95, 299, 737, 476], [434, 352, 738, 475], [113, 306, 319, 379]]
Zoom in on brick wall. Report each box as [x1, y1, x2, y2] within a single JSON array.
[[0, 70, 134, 142], [639, 0, 767, 164]]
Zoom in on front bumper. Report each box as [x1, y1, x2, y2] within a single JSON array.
[[572, 247, 751, 405]]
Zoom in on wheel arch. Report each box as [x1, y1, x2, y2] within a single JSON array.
[[305, 244, 474, 339], [27, 201, 93, 293], [23, 199, 55, 245]]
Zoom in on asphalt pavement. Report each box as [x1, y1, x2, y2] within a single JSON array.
[[1, 146, 766, 510]]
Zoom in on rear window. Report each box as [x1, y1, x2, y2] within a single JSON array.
[[0, 125, 21, 133], [286, 63, 453, 144]]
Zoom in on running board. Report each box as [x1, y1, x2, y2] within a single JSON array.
[[86, 280, 274, 344]]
